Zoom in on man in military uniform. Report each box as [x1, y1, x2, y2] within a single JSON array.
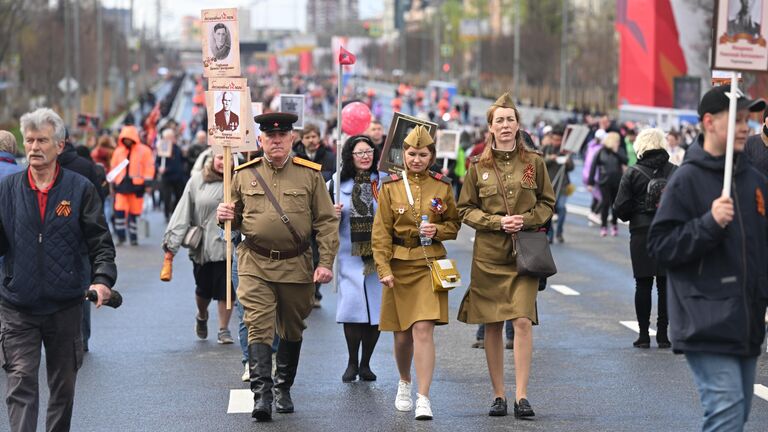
[[217, 112, 339, 422]]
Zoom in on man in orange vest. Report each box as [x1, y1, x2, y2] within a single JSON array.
[[110, 125, 155, 245]]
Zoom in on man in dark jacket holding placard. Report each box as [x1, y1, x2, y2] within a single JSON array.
[[648, 86, 768, 432], [0, 108, 116, 432]]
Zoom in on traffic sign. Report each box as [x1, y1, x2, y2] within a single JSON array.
[[58, 76, 79, 93]]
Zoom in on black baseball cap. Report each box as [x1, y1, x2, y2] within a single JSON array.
[[254, 112, 298, 132], [698, 85, 766, 119]]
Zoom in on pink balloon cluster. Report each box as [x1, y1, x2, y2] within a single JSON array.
[[341, 102, 372, 135]]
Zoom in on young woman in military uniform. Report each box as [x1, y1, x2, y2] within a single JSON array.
[[457, 93, 555, 418], [371, 125, 461, 421]]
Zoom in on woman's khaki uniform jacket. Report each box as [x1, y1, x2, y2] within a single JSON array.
[[372, 171, 460, 278], [457, 147, 555, 324], [372, 170, 461, 331]]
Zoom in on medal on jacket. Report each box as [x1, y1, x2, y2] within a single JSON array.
[[55, 200, 72, 217], [757, 188, 765, 216], [430, 198, 445, 214], [482, 172, 489, 181], [521, 163, 536, 188]]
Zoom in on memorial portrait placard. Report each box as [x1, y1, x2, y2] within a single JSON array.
[[201, 8, 241, 77], [156, 137, 174, 158], [435, 130, 460, 160], [378, 112, 438, 174], [562, 124, 590, 154], [279, 94, 305, 130], [712, 0, 768, 73], [206, 77, 248, 148]]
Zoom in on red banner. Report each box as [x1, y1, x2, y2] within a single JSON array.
[[616, 0, 687, 107]]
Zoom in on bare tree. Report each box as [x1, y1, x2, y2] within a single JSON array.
[[0, 1, 30, 67]]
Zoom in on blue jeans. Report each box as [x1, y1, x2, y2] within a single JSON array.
[[476, 321, 514, 340], [685, 352, 758, 432], [232, 249, 249, 365], [547, 195, 567, 241]]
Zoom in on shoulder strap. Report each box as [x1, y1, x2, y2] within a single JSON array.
[[632, 164, 653, 180], [235, 157, 261, 172], [292, 156, 322, 171], [490, 158, 512, 215], [248, 167, 305, 248]]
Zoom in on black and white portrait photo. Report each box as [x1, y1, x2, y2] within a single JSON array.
[[728, 0, 761, 36], [214, 91, 240, 132], [209, 22, 232, 61], [379, 112, 437, 174]]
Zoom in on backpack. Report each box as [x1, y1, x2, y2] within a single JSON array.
[[633, 164, 676, 213]]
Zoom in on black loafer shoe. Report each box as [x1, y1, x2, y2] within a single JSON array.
[[358, 365, 377, 381], [341, 364, 358, 383], [513, 398, 535, 418], [489, 397, 508, 416]]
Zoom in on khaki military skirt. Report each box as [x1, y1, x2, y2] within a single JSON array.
[[457, 259, 539, 325], [379, 258, 449, 332]]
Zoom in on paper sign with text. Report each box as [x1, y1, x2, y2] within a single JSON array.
[[206, 77, 248, 148], [712, 0, 768, 73], [201, 8, 241, 78]]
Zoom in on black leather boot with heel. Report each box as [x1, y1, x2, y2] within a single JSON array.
[[274, 339, 302, 413], [248, 343, 274, 422]]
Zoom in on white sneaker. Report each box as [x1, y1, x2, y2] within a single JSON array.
[[414, 394, 433, 420], [395, 380, 413, 411], [241, 363, 249, 382]]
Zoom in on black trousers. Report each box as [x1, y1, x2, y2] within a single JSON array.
[[0, 302, 84, 432], [599, 182, 619, 227], [634, 277, 668, 331], [160, 180, 186, 221]]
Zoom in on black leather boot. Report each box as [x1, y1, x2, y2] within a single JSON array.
[[656, 326, 671, 349], [633, 330, 650, 348], [273, 339, 302, 413], [248, 343, 274, 421]]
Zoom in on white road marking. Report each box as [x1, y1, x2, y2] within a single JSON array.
[[754, 385, 768, 402], [227, 389, 253, 413], [619, 320, 657, 337], [565, 203, 592, 217], [550, 284, 580, 296], [566, 203, 629, 225]]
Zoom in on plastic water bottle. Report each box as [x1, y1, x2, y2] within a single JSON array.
[[420, 215, 432, 246]]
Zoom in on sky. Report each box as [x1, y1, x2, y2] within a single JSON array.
[[102, 0, 384, 39]]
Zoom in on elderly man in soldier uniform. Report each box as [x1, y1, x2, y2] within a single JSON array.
[[217, 112, 339, 422]]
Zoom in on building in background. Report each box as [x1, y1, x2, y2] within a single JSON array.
[[307, 0, 360, 36]]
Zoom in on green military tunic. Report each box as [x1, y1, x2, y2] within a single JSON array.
[[372, 170, 461, 332], [231, 156, 339, 343], [456, 147, 555, 325]]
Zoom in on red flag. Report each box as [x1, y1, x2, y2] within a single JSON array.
[[339, 46, 356, 65]]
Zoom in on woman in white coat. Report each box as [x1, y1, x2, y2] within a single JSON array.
[[330, 135, 383, 383]]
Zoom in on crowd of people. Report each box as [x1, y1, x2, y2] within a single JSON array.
[[0, 70, 766, 432]]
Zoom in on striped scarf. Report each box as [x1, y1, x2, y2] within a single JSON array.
[[350, 172, 376, 275]]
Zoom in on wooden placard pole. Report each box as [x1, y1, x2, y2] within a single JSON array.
[[224, 145, 233, 310]]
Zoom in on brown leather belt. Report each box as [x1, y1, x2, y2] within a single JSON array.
[[392, 236, 440, 248], [244, 236, 310, 260]]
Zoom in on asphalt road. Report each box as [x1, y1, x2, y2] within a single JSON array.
[[1, 205, 766, 432]]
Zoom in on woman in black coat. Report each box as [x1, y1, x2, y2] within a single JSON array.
[[613, 128, 676, 349], [588, 132, 628, 236]]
